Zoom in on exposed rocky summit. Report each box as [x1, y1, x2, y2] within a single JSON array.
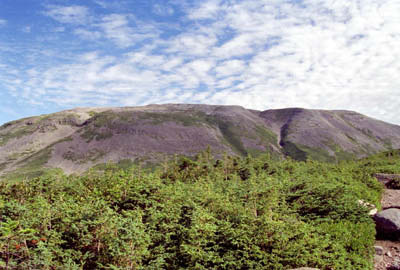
[[1, 104, 400, 178]]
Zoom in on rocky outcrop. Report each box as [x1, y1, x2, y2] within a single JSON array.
[[374, 208, 400, 240], [374, 173, 400, 188]]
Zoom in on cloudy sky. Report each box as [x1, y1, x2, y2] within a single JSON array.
[[0, 0, 399, 125]]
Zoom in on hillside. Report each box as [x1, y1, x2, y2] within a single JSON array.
[[1, 104, 400, 179]]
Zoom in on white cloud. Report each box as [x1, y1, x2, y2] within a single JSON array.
[[3, 0, 400, 125], [0, 19, 6, 27], [153, 3, 175, 16], [74, 28, 102, 40], [166, 33, 218, 57], [44, 5, 89, 24], [53, 27, 66, 33], [213, 34, 257, 59], [22, 26, 31, 33], [97, 14, 158, 47], [215, 60, 246, 77], [93, 0, 110, 9], [188, 0, 224, 20]]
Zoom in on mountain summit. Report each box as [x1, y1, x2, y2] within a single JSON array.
[[1, 104, 400, 178]]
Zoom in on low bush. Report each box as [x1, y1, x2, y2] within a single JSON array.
[[0, 150, 393, 269]]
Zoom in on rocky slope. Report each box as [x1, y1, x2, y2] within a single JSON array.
[[1, 104, 400, 178]]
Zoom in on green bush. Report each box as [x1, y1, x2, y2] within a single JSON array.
[[0, 150, 393, 269]]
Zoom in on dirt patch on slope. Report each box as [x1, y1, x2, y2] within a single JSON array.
[[381, 189, 400, 209]]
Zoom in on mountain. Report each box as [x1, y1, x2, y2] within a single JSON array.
[[1, 104, 400, 179]]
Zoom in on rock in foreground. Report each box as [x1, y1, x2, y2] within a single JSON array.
[[374, 208, 400, 240]]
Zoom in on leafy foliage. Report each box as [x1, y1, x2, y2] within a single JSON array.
[[0, 149, 394, 269]]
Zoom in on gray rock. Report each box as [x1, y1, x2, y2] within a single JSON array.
[[375, 245, 384, 255], [388, 261, 400, 270], [374, 208, 400, 239], [374, 173, 400, 188]]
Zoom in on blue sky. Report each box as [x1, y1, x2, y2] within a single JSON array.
[[1, 0, 400, 125]]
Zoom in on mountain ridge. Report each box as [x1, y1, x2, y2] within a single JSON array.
[[1, 104, 400, 179]]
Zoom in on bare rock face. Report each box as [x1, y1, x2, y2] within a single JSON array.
[[374, 208, 400, 240]]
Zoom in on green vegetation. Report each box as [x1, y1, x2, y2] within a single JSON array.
[[2, 145, 54, 181], [80, 111, 118, 142], [359, 150, 400, 175], [281, 140, 333, 162], [92, 158, 156, 172], [141, 112, 202, 126], [324, 139, 357, 162], [281, 139, 356, 163], [207, 117, 247, 156], [2, 137, 73, 182], [383, 138, 394, 150], [1, 149, 396, 269], [0, 121, 38, 146], [254, 125, 279, 148], [63, 149, 106, 164], [0, 113, 79, 146]]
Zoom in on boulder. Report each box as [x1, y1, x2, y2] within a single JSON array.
[[388, 260, 400, 270], [374, 173, 400, 188], [374, 208, 400, 239], [374, 245, 384, 255]]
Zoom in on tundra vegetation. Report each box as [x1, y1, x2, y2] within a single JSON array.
[[1, 149, 400, 269]]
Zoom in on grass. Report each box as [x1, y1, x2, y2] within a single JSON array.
[[92, 157, 156, 172], [206, 117, 248, 156], [140, 112, 203, 126], [1, 137, 73, 181], [3, 146, 54, 181], [62, 149, 106, 164], [383, 138, 394, 149], [255, 125, 279, 147], [0, 124, 38, 146], [281, 140, 337, 162], [81, 128, 113, 143], [80, 111, 118, 142]]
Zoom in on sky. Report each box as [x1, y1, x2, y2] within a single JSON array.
[[0, 0, 400, 125]]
